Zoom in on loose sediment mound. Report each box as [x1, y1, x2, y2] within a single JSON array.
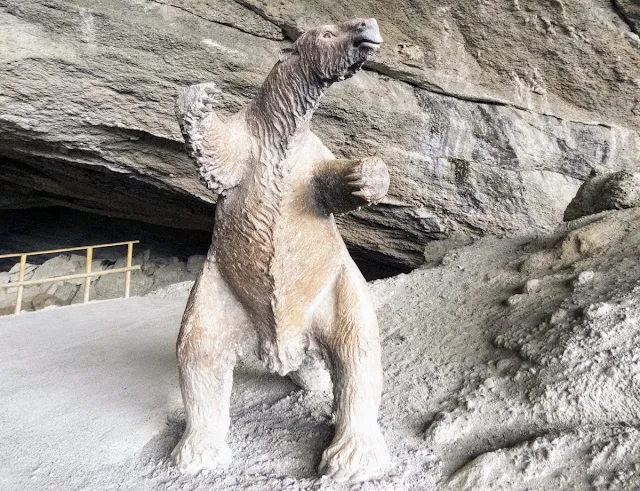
[[450, 427, 640, 491], [426, 207, 640, 490]]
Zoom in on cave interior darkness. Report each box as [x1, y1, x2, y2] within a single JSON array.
[[0, 206, 405, 281]]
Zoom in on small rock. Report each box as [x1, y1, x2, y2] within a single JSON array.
[[550, 308, 568, 325], [519, 252, 550, 276], [523, 279, 541, 294], [626, 31, 640, 47], [496, 358, 513, 372], [573, 270, 595, 287], [483, 377, 496, 389], [584, 302, 612, 320], [506, 294, 525, 306]]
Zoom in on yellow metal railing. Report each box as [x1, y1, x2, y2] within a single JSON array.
[[0, 240, 140, 315]]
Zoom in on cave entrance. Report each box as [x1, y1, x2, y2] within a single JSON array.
[[0, 207, 403, 281]]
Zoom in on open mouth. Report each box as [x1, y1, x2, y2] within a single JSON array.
[[354, 38, 382, 50]]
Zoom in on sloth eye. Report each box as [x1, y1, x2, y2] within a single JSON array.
[[323, 31, 336, 39]]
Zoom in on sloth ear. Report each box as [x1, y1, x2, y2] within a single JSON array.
[[278, 46, 297, 62]]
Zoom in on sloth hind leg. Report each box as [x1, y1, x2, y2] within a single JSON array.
[[171, 256, 249, 474], [318, 263, 391, 482]]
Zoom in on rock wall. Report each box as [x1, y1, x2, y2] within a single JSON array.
[[1, 0, 639, 268]]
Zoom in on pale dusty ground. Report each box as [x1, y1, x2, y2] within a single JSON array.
[[1, 208, 639, 491]]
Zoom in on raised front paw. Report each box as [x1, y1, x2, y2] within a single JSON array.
[[171, 430, 231, 474], [318, 428, 391, 482], [347, 156, 390, 205]]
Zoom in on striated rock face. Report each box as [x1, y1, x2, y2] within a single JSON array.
[[1, 0, 639, 269]]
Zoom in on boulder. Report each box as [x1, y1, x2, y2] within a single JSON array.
[[0, 272, 14, 312], [31, 254, 84, 289], [150, 257, 195, 291], [140, 252, 172, 277], [92, 258, 154, 300], [52, 282, 80, 304], [31, 283, 80, 310], [564, 171, 640, 221], [8, 262, 37, 282]]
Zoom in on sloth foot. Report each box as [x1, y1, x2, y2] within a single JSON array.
[[171, 431, 231, 474], [347, 156, 389, 204], [318, 428, 391, 482]]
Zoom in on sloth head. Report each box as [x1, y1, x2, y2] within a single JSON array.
[[279, 18, 383, 83]]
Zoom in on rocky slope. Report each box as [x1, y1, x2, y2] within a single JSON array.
[[1, 0, 639, 268]]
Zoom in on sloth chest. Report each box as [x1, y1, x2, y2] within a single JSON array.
[[214, 163, 338, 316]]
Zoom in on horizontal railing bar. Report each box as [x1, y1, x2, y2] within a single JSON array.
[[0, 265, 141, 289], [0, 240, 140, 259]]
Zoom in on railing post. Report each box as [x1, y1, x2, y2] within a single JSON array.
[[124, 242, 133, 298], [14, 254, 26, 315], [83, 247, 93, 304]]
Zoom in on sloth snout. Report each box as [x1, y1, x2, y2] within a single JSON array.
[[353, 18, 383, 46]]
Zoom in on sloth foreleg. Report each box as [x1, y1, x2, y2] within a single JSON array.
[[312, 157, 390, 215]]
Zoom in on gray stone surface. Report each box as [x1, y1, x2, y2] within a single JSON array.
[[613, 0, 640, 35], [8, 262, 37, 281], [151, 257, 193, 291], [186, 254, 206, 274], [32, 282, 80, 310], [31, 254, 83, 285], [93, 257, 155, 299], [1, 0, 639, 268], [564, 171, 640, 220]]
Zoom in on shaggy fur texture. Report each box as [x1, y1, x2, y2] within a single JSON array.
[[172, 18, 391, 482]]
